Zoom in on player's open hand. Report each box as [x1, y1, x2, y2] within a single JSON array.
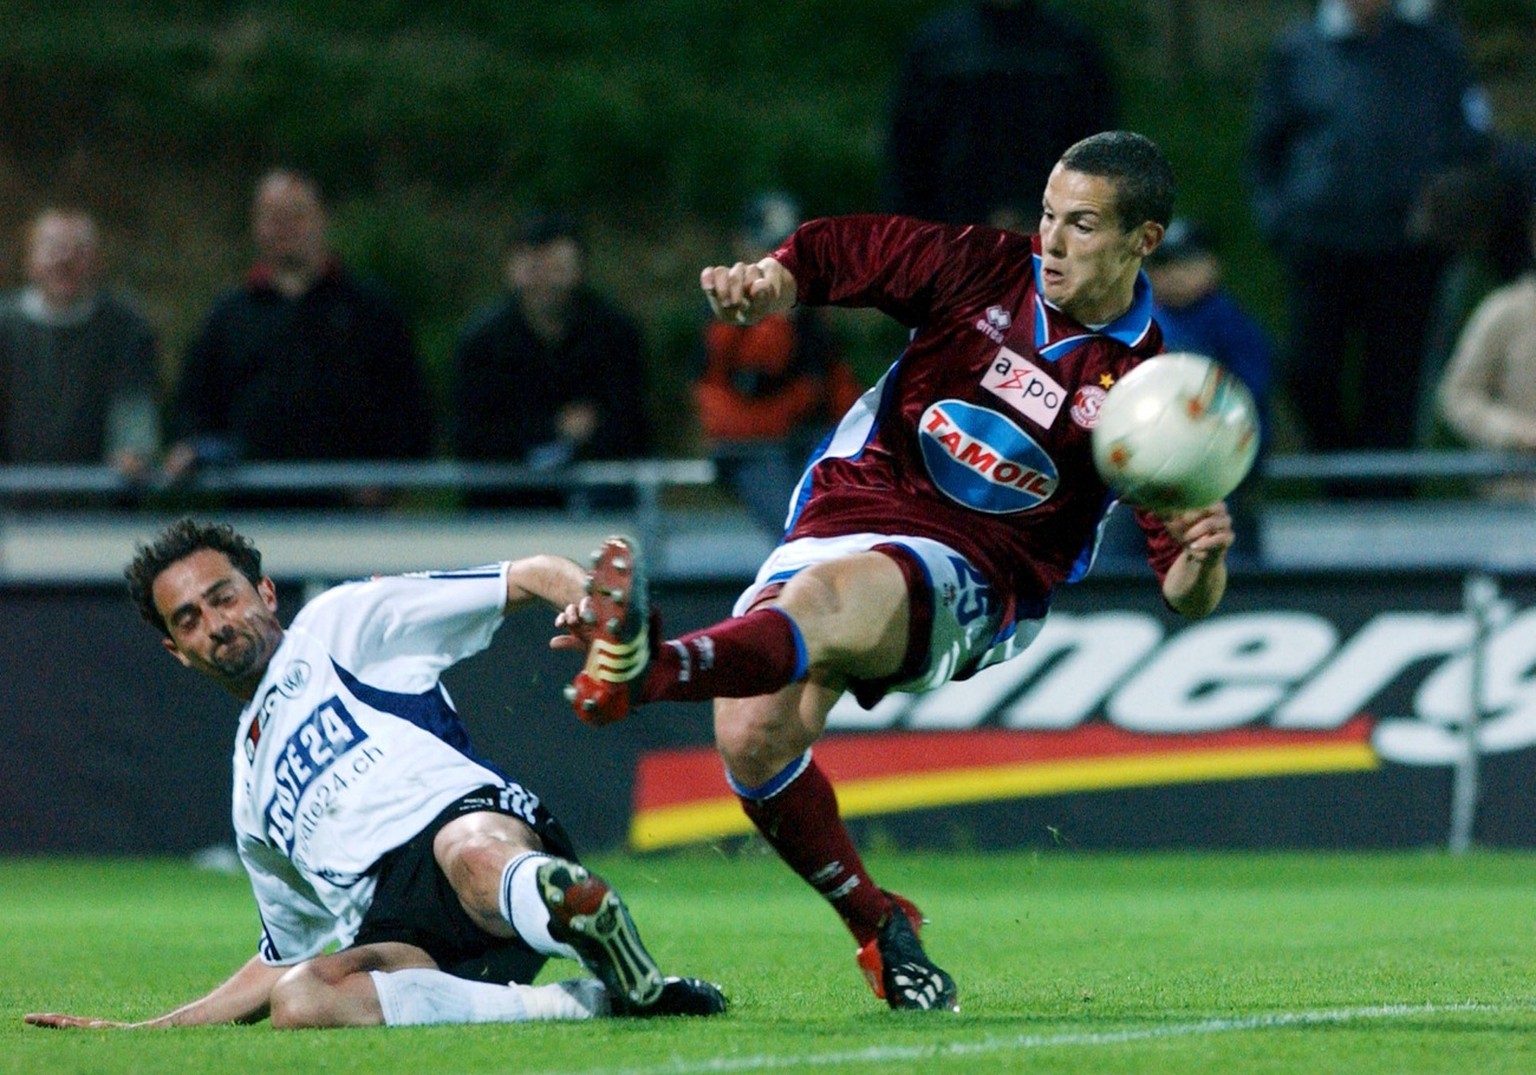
[[700, 258, 795, 325], [1161, 502, 1235, 564], [25, 1012, 134, 1029], [550, 598, 596, 652]]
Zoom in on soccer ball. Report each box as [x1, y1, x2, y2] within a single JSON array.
[[1090, 352, 1259, 513]]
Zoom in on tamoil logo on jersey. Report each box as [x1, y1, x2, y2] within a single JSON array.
[[918, 399, 1058, 513]]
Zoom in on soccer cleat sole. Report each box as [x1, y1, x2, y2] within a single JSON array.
[[565, 536, 651, 726], [537, 859, 664, 1009]]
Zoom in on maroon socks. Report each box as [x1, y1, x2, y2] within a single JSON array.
[[734, 754, 891, 945], [642, 606, 808, 702]]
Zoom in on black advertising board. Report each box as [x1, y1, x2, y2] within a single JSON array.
[[3, 569, 1533, 855]]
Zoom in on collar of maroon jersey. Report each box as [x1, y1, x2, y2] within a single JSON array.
[[1029, 252, 1156, 362]]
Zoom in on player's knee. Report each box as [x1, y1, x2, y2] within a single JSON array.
[[715, 699, 806, 779], [437, 831, 521, 928], [269, 964, 336, 1029]]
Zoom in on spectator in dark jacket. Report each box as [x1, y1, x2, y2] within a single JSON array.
[[165, 169, 434, 502], [451, 210, 650, 509], [1247, 0, 1492, 460], [0, 209, 159, 479], [886, 0, 1117, 228]]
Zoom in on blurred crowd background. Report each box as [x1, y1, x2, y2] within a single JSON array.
[[1, 0, 1533, 519]]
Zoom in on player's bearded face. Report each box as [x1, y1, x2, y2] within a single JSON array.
[[154, 550, 284, 694], [205, 606, 280, 679]]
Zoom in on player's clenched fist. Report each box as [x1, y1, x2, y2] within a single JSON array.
[[700, 258, 797, 326]]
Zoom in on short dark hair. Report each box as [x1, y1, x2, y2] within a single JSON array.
[[125, 518, 263, 637], [1059, 131, 1176, 230]]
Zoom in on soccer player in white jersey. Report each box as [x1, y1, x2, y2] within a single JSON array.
[[26, 518, 724, 1030]]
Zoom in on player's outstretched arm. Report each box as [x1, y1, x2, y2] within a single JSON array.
[[505, 554, 588, 615], [1159, 503, 1233, 619], [26, 955, 284, 1029], [700, 257, 797, 326]]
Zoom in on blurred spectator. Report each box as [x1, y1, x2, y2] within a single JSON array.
[[451, 210, 650, 509], [1436, 206, 1536, 501], [885, 0, 1116, 228], [1247, 0, 1492, 463], [1414, 159, 1536, 442], [0, 209, 159, 479], [1144, 218, 1276, 558], [165, 169, 434, 502], [691, 192, 863, 536]]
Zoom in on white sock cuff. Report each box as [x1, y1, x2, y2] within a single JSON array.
[[499, 851, 578, 960], [371, 968, 528, 1026]]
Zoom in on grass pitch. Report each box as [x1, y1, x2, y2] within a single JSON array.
[[3, 848, 1533, 1074]]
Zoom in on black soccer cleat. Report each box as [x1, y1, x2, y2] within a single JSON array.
[[874, 908, 959, 1012], [620, 975, 729, 1018], [537, 858, 664, 1009]]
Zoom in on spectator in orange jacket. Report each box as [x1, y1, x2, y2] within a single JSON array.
[[693, 192, 863, 536]]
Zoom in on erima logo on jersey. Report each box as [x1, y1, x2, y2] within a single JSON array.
[[918, 400, 1059, 513], [975, 305, 1012, 344]]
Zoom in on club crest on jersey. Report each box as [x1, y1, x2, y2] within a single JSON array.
[[982, 347, 1066, 428], [919, 399, 1059, 513], [1070, 384, 1108, 429], [277, 660, 311, 698]]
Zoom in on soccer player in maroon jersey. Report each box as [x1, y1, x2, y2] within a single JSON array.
[[563, 131, 1235, 1012]]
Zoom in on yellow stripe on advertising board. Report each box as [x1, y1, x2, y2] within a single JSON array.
[[628, 742, 1379, 851]]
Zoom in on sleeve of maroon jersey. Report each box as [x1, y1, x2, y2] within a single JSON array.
[[1131, 506, 1185, 583], [774, 215, 1017, 330]]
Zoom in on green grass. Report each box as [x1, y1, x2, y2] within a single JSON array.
[[3, 850, 1534, 1073]]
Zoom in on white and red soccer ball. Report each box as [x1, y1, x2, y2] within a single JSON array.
[[1090, 352, 1259, 513]]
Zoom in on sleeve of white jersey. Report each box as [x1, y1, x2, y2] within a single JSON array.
[[288, 564, 512, 694]]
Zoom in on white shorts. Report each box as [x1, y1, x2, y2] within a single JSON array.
[[734, 533, 1044, 700]]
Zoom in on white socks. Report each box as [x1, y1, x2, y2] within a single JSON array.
[[367, 851, 602, 1026], [370, 969, 609, 1026], [499, 852, 579, 960]]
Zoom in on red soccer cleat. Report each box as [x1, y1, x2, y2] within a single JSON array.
[[564, 536, 652, 726]]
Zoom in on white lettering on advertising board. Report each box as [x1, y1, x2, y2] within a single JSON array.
[[826, 608, 1536, 766]]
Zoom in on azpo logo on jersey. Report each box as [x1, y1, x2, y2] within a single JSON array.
[[919, 399, 1059, 514]]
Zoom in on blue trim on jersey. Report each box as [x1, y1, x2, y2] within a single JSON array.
[[1066, 489, 1122, 584], [331, 659, 507, 777], [1031, 255, 1156, 361], [784, 353, 906, 533], [726, 748, 813, 801]]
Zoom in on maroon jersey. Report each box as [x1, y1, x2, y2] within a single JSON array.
[[774, 215, 1181, 624]]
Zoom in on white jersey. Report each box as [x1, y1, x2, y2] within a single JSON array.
[[230, 564, 525, 965]]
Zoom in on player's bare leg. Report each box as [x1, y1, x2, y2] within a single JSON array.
[[269, 943, 436, 1028]]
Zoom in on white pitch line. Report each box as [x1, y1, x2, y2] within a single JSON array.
[[569, 1002, 1519, 1075]]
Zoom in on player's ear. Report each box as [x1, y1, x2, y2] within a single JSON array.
[[1133, 221, 1166, 260], [162, 636, 192, 668], [258, 576, 278, 613]]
